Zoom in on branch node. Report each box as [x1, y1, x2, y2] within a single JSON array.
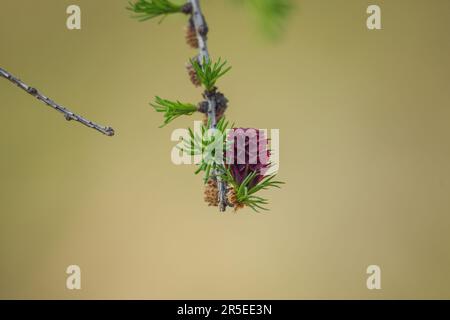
[[197, 101, 209, 113], [27, 87, 38, 95], [181, 2, 193, 14], [198, 22, 208, 37]]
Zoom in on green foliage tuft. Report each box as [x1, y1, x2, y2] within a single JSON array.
[[127, 0, 184, 22], [190, 57, 232, 91], [234, 0, 293, 39], [180, 117, 233, 182], [150, 96, 197, 127], [222, 169, 284, 212]]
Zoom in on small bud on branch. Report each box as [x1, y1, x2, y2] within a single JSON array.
[[185, 18, 199, 49]]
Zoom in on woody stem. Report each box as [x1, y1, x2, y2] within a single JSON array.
[[0, 67, 114, 136], [189, 0, 228, 211]]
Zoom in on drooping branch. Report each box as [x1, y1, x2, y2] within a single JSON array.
[[189, 0, 228, 211], [0, 67, 115, 136]]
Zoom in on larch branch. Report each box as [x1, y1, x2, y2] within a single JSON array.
[[189, 0, 228, 211], [0, 67, 115, 136]]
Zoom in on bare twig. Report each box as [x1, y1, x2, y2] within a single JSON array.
[[0, 67, 115, 136], [189, 0, 228, 211]]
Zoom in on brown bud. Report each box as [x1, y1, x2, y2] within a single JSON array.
[[214, 91, 228, 121], [186, 62, 201, 87], [204, 179, 219, 207], [184, 22, 199, 49], [227, 187, 244, 212]]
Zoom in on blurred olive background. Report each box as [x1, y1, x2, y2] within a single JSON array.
[[1, 0, 450, 299]]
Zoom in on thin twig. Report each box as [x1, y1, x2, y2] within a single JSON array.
[[0, 67, 115, 136], [189, 0, 209, 63], [189, 0, 228, 211]]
